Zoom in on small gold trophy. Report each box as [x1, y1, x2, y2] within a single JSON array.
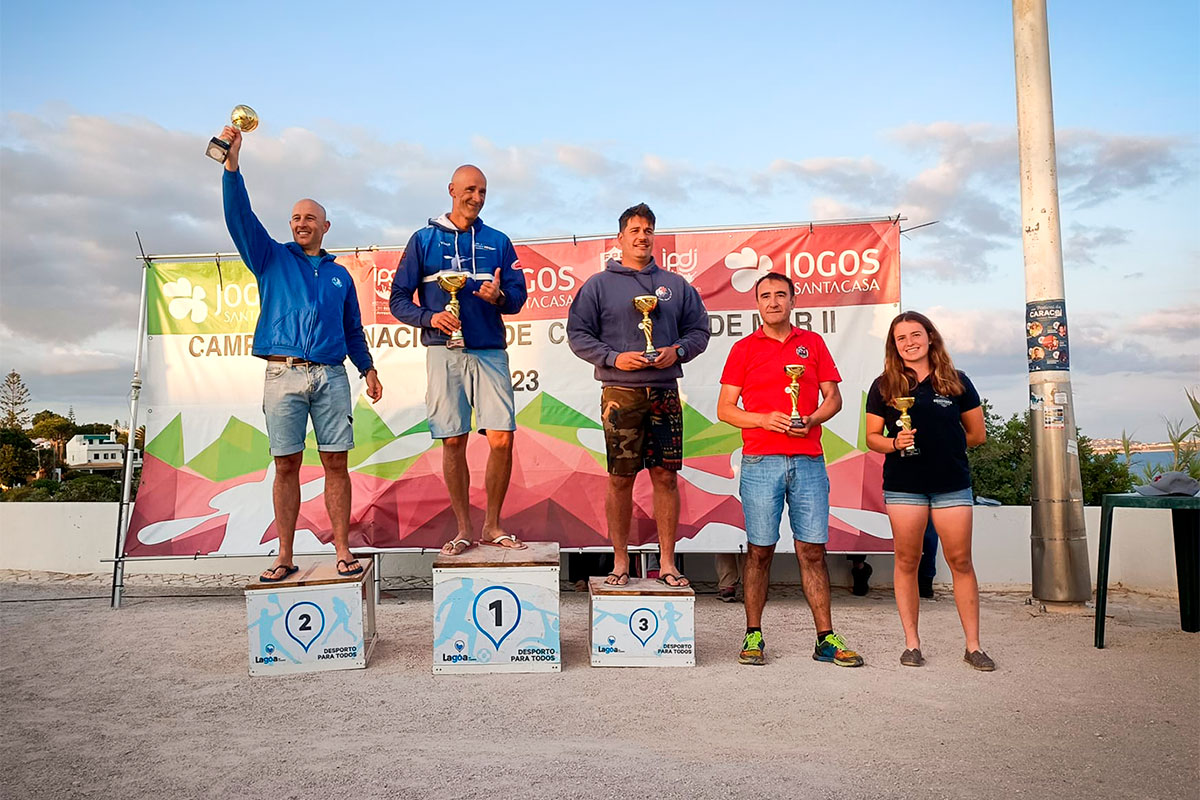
[[436, 272, 469, 349], [890, 397, 920, 457], [206, 105, 259, 163], [784, 364, 805, 431], [632, 295, 659, 360]]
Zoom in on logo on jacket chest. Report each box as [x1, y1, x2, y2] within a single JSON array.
[[795, 345, 809, 358], [331, 276, 343, 288], [655, 286, 672, 302]]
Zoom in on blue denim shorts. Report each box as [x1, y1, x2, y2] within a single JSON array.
[[739, 454, 830, 546], [425, 346, 516, 438], [883, 487, 975, 508], [262, 361, 353, 457]]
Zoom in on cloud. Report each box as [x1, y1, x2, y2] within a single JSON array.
[[1127, 304, 1200, 344], [1064, 223, 1131, 267]]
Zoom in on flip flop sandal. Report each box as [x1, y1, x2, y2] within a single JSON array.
[[604, 572, 629, 586], [657, 572, 690, 588], [337, 559, 364, 577], [259, 564, 299, 583], [479, 534, 528, 550], [440, 537, 473, 555]]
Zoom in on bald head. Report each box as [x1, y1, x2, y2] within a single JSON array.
[[447, 164, 487, 229], [290, 198, 330, 256]]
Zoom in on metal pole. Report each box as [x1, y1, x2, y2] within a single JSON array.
[[1013, 0, 1091, 602], [111, 260, 151, 609]]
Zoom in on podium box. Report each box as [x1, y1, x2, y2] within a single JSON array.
[[432, 541, 561, 674], [244, 560, 377, 677], [589, 577, 695, 667]]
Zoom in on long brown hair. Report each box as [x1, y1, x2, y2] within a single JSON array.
[[879, 311, 964, 402]]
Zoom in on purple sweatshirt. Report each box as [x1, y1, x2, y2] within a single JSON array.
[[566, 259, 710, 388]]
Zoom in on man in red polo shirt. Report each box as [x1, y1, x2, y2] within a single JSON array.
[[717, 272, 864, 667]]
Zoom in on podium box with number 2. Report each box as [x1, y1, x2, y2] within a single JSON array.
[[244, 560, 377, 677], [432, 541, 561, 674], [589, 577, 695, 667]]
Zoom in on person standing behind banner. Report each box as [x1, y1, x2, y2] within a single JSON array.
[[864, 311, 993, 671], [218, 125, 383, 583], [566, 203, 711, 587], [717, 272, 864, 668], [389, 165, 529, 554]]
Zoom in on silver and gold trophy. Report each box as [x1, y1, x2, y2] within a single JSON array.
[[633, 295, 659, 360], [890, 397, 920, 457], [206, 105, 259, 163], [784, 364, 805, 431], [436, 272, 469, 349]]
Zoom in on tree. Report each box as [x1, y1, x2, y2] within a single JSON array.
[[55, 474, 121, 502], [75, 422, 112, 436], [968, 399, 1130, 505], [0, 370, 31, 430], [30, 414, 76, 460], [0, 428, 39, 487], [30, 409, 58, 427]]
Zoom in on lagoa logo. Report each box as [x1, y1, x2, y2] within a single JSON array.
[[655, 286, 672, 302], [454, 640, 465, 652], [796, 346, 809, 358], [598, 635, 621, 654], [265, 644, 275, 654]]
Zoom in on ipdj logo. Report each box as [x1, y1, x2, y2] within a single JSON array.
[[163, 277, 209, 323], [725, 247, 774, 293]]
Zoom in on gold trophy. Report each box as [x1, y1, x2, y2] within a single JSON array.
[[206, 104, 259, 163], [632, 295, 659, 360], [890, 397, 920, 457], [784, 364, 806, 431], [436, 272, 469, 349]]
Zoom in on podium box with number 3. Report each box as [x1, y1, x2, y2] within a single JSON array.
[[432, 541, 561, 674], [244, 561, 377, 677], [589, 577, 695, 667]]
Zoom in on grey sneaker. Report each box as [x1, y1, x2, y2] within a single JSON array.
[[900, 648, 925, 667], [964, 649, 995, 672]]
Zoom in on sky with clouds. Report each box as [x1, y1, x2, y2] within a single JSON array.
[[1, 1, 1196, 440]]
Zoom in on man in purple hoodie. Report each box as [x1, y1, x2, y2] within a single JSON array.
[[567, 204, 711, 586]]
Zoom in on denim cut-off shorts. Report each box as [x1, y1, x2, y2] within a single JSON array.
[[262, 362, 353, 457], [882, 487, 975, 508]]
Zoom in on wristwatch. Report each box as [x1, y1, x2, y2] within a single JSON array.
[[675, 343, 687, 361]]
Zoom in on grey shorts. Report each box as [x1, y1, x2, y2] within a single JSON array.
[[425, 347, 516, 438]]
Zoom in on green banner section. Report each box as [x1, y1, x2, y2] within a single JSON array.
[[148, 260, 260, 335]]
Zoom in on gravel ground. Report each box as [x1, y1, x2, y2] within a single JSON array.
[[1, 571, 1196, 800]]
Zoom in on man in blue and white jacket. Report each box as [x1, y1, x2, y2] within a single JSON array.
[[219, 124, 382, 583], [389, 165, 528, 554]]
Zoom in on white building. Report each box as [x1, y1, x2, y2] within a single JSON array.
[[65, 434, 142, 472]]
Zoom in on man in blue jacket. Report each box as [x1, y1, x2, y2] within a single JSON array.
[[567, 204, 711, 586], [389, 165, 528, 554], [219, 124, 382, 582]]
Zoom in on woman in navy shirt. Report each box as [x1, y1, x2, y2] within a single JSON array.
[[865, 312, 993, 671]]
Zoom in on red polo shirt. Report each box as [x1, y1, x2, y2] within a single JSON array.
[[720, 326, 841, 456]]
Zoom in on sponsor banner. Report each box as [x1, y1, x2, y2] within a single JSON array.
[[127, 221, 900, 556]]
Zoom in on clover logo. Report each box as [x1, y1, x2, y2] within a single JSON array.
[[725, 247, 773, 292], [163, 277, 208, 323]]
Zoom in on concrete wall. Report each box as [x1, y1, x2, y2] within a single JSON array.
[[0, 502, 1182, 594]]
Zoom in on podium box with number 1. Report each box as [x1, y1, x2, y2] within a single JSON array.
[[432, 541, 561, 674], [244, 560, 377, 677]]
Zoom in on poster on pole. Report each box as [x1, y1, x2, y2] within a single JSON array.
[[126, 220, 900, 556]]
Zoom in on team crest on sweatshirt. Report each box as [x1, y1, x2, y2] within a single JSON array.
[[795, 345, 809, 358], [331, 276, 343, 288], [655, 286, 672, 302]]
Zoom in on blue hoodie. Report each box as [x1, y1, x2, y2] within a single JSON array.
[[222, 170, 374, 374], [567, 259, 711, 388], [388, 215, 527, 349]]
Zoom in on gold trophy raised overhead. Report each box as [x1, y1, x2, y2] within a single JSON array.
[[890, 397, 920, 457], [206, 105, 259, 163], [633, 295, 659, 360], [437, 272, 469, 349], [784, 364, 806, 431]]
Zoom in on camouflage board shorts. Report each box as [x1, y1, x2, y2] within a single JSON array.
[[600, 386, 683, 476]]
